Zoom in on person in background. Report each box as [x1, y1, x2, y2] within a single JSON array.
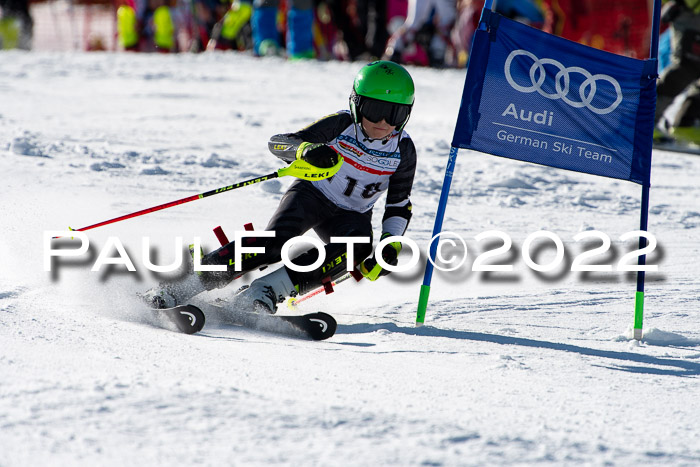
[[0, 0, 32, 49], [654, 0, 700, 141], [206, 0, 253, 51], [383, 0, 456, 66], [117, 0, 178, 52], [450, 0, 482, 67], [251, 0, 314, 58]]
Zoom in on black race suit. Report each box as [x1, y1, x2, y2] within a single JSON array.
[[201, 110, 417, 294]]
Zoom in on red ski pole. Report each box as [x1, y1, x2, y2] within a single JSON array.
[[58, 172, 278, 238], [285, 270, 363, 309], [56, 157, 344, 238]]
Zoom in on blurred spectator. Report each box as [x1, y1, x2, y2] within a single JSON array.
[[383, 0, 456, 66], [654, 0, 700, 141], [363, 0, 390, 58], [307, 0, 390, 61], [450, 0, 481, 67], [206, 0, 253, 51], [540, 0, 650, 58], [102, 0, 659, 76], [117, 0, 179, 52], [251, 0, 314, 58], [189, 0, 226, 51], [323, 0, 350, 58], [311, 0, 340, 59], [0, 0, 32, 49], [324, 0, 365, 59], [324, 0, 388, 60], [382, 0, 543, 68]]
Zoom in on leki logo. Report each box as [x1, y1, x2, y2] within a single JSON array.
[[504, 49, 623, 115]]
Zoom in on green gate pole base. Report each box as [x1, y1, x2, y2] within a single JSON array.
[[634, 291, 644, 341], [416, 285, 431, 326]]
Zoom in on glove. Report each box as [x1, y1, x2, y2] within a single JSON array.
[[360, 233, 402, 281], [295, 142, 339, 169]]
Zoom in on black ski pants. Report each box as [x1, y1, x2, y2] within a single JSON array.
[[202, 180, 373, 294]]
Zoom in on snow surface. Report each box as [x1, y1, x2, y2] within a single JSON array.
[[1, 51, 700, 466]]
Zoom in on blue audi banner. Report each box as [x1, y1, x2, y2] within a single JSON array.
[[452, 11, 657, 186]]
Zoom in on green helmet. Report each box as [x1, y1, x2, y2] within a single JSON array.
[[350, 61, 415, 130]]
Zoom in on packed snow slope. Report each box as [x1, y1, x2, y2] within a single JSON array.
[[1, 51, 699, 466]]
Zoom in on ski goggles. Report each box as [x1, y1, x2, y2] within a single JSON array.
[[358, 97, 412, 127]]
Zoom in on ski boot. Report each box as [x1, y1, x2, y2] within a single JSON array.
[[231, 266, 297, 314], [140, 287, 177, 309], [140, 271, 209, 309]]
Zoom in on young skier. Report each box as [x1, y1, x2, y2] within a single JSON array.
[[143, 60, 417, 313]]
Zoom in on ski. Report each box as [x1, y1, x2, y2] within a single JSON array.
[[197, 301, 336, 341], [153, 305, 206, 334], [273, 312, 337, 341]]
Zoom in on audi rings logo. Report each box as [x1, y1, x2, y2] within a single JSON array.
[[504, 49, 623, 115]]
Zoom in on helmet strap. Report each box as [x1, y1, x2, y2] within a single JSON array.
[[349, 91, 361, 124], [396, 113, 411, 133], [355, 120, 403, 154], [358, 121, 377, 143]]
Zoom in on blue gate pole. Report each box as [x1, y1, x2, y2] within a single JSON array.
[[634, 186, 650, 340], [416, 0, 493, 325], [416, 146, 459, 325], [634, 0, 661, 340]]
